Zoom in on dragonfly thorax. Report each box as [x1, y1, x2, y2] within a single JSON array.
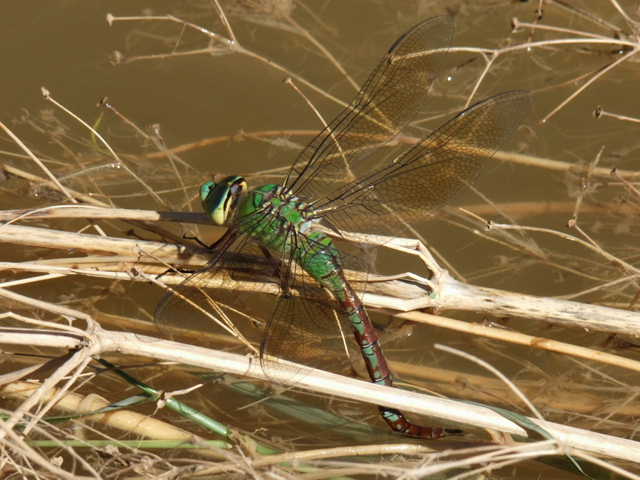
[[233, 183, 323, 251], [242, 184, 317, 228]]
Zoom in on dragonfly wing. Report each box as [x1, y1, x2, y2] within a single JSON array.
[[154, 216, 364, 385], [371, 90, 531, 211], [286, 16, 454, 202], [259, 229, 372, 385], [154, 230, 276, 352], [260, 280, 336, 385], [320, 90, 531, 235]]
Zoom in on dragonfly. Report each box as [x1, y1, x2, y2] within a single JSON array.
[[158, 16, 530, 439]]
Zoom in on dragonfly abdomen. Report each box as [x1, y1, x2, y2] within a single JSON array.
[[295, 233, 455, 438], [296, 231, 393, 386]]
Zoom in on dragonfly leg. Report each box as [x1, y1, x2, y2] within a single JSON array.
[[258, 245, 285, 279], [154, 266, 197, 281], [182, 232, 211, 249]]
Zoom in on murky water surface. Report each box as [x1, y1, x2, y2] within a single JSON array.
[[2, 1, 639, 476]]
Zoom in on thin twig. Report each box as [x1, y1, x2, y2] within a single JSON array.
[[41, 87, 166, 206], [0, 121, 76, 203]]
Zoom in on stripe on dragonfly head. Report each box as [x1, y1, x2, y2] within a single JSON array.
[[200, 175, 247, 226]]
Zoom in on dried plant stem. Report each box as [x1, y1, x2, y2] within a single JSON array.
[[41, 88, 166, 206], [0, 200, 635, 230], [431, 31, 640, 121], [0, 122, 77, 204], [0, 424, 87, 479], [0, 347, 91, 440], [595, 107, 640, 124], [574, 450, 640, 480], [489, 222, 639, 276], [541, 46, 639, 123], [402, 310, 640, 374], [431, 273, 640, 336], [107, 14, 349, 110], [0, 223, 207, 265], [390, 360, 640, 417], [0, 205, 209, 225], [3, 326, 640, 463], [138, 128, 640, 179], [108, 6, 640, 124], [249, 443, 436, 466], [436, 344, 546, 422], [607, 0, 640, 28], [3, 252, 638, 374], [286, 15, 359, 91], [410, 441, 560, 479], [1, 326, 523, 437], [2, 220, 639, 336], [2, 164, 110, 206]]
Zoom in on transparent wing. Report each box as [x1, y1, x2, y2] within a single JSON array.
[[259, 228, 371, 384], [154, 213, 366, 385], [286, 16, 454, 202], [154, 231, 273, 352], [154, 197, 309, 349], [260, 271, 338, 385], [317, 90, 531, 235]]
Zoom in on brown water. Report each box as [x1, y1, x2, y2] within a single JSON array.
[[2, 0, 640, 477]]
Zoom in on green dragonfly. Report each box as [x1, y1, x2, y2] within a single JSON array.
[[158, 16, 529, 439]]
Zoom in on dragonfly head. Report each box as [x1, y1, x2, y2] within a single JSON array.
[[200, 176, 248, 225]]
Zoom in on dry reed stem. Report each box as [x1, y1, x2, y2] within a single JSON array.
[[1, 324, 524, 437], [4, 324, 640, 464], [2, 218, 640, 338], [41, 88, 165, 207], [402, 310, 640, 373], [0, 421, 91, 479], [107, 3, 640, 125], [2, 211, 640, 386]]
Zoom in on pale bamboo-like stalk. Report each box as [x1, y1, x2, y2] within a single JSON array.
[[3, 213, 640, 332], [2, 219, 640, 336], [3, 325, 640, 464], [2, 213, 640, 382]]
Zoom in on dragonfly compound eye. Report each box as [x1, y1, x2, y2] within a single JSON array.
[[201, 176, 247, 226]]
